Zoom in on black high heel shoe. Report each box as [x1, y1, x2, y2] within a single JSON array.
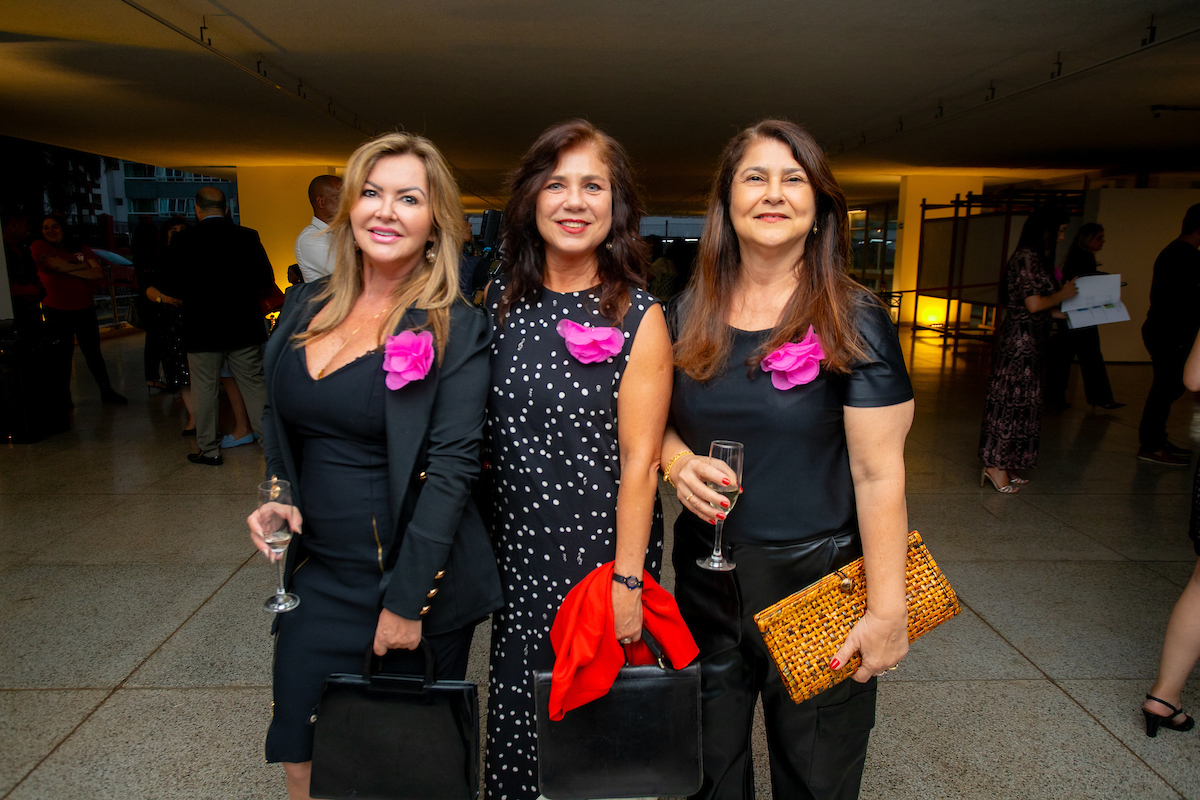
[[1143, 694, 1195, 737]]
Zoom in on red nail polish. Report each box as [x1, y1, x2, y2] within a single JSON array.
[[830, 658, 840, 670], [721, 501, 729, 508], [716, 513, 726, 520], [722, 478, 730, 486]]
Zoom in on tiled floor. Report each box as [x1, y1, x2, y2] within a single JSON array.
[[1, 327, 1197, 799]]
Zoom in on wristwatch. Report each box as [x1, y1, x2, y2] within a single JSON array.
[[613, 572, 644, 590]]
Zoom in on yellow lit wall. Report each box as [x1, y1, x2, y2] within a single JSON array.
[[914, 296, 964, 328], [895, 176, 984, 323], [237, 166, 339, 288]]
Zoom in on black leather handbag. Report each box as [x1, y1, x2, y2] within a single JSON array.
[[533, 630, 702, 800], [309, 641, 479, 800]]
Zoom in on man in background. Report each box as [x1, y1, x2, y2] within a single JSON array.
[[158, 187, 274, 466], [294, 174, 342, 283], [1137, 203, 1200, 466]]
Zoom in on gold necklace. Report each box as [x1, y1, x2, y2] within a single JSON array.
[[316, 310, 387, 379]]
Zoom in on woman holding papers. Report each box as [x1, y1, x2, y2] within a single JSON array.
[[978, 208, 1077, 492], [1046, 223, 1123, 411]]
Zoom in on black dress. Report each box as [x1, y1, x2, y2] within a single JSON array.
[[668, 293, 913, 800], [979, 248, 1057, 470], [483, 279, 664, 800], [265, 339, 473, 763]]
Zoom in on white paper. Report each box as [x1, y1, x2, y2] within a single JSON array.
[[1062, 273, 1129, 329]]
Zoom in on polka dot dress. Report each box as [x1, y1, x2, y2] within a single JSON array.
[[483, 278, 664, 800]]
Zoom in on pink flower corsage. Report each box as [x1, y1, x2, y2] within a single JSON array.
[[556, 319, 625, 364], [761, 326, 825, 390], [382, 330, 434, 390]]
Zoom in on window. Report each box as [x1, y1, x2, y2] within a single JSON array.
[[159, 198, 192, 215], [124, 163, 156, 179], [159, 168, 191, 181], [128, 198, 156, 213]]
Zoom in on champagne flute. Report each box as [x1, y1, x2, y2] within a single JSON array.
[[696, 440, 743, 572], [258, 478, 300, 613]]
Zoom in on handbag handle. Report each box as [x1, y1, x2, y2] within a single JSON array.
[[361, 638, 437, 690], [629, 629, 670, 671]]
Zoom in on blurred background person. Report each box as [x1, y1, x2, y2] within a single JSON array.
[[978, 208, 1076, 492], [1137, 203, 1200, 466], [294, 174, 342, 283], [31, 213, 128, 408], [143, 217, 195, 434], [1141, 325, 1200, 737], [1045, 223, 1123, 411]]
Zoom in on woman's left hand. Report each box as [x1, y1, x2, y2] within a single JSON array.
[[612, 583, 643, 643], [373, 608, 422, 655], [830, 609, 909, 683]]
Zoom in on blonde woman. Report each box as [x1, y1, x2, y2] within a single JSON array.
[[247, 133, 502, 800]]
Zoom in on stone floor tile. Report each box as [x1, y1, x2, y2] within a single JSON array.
[[945, 561, 1180, 680], [126, 560, 273, 688], [876, 606, 1042, 682], [861, 680, 1181, 799], [1022, 493, 1196, 561], [0, 564, 237, 688], [4, 687, 286, 800], [0, 689, 107, 795], [910, 494, 1123, 562], [1059, 679, 1200, 800]]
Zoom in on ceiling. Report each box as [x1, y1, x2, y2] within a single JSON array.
[[2, 0, 1198, 212]]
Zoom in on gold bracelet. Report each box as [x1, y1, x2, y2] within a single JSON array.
[[663, 450, 693, 488]]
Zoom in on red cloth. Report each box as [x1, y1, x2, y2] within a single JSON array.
[[548, 562, 699, 721], [31, 241, 97, 310]]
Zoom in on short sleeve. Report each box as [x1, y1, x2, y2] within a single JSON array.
[[843, 296, 914, 408], [1008, 251, 1041, 302]]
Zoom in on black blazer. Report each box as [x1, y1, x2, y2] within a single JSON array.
[[262, 281, 503, 634]]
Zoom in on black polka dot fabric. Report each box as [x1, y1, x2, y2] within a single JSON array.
[[482, 277, 664, 800]]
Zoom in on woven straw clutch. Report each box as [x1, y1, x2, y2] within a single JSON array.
[[753, 530, 959, 704]]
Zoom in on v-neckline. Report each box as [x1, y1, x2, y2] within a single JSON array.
[[302, 345, 381, 382]]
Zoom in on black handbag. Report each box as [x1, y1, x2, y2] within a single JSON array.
[[309, 641, 479, 800], [533, 630, 702, 800]]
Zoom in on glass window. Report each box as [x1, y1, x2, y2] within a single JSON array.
[[124, 163, 155, 179], [128, 198, 156, 213]]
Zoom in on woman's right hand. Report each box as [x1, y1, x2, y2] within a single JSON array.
[[1058, 279, 1079, 301], [671, 453, 739, 524], [247, 503, 303, 561]]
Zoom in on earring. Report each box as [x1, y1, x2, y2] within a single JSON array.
[[812, 222, 819, 235], [425, 248, 436, 263], [605, 241, 613, 252]]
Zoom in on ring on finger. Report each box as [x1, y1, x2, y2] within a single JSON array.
[[887, 665, 899, 671], [686, 493, 695, 504]]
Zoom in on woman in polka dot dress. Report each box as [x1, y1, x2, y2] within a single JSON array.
[[483, 119, 673, 800]]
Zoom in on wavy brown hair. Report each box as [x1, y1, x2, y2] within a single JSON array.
[[674, 119, 868, 381], [293, 132, 464, 362], [497, 119, 648, 327]]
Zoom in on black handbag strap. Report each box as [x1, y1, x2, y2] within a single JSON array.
[[629, 629, 671, 670], [361, 638, 436, 689]]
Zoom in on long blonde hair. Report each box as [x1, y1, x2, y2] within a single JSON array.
[[294, 132, 464, 361]]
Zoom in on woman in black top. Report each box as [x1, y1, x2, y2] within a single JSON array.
[[247, 132, 502, 800], [661, 120, 914, 800], [1045, 223, 1122, 410]]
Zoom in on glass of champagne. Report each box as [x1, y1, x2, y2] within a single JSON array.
[[258, 478, 300, 613], [696, 440, 743, 572]]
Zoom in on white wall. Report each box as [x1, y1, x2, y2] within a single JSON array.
[[1086, 189, 1200, 362]]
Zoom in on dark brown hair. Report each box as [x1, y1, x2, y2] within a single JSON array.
[[674, 119, 867, 381], [497, 119, 648, 326]]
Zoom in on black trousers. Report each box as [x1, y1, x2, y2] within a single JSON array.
[[42, 306, 114, 407], [1046, 325, 1114, 407], [1138, 325, 1191, 452], [673, 519, 876, 800]]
